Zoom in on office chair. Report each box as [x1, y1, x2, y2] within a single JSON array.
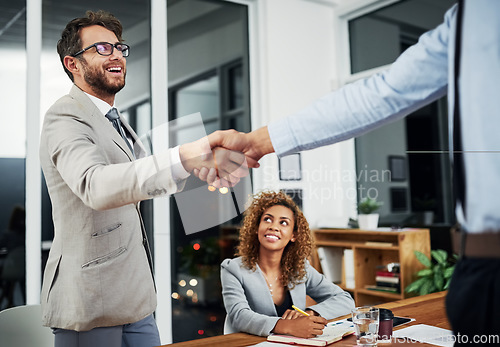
[[0, 246, 26, 308], [0, 304, 54, 347]]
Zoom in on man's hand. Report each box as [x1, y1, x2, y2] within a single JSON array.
[[180, 126, 275, 187], [207, 127, 275, 166], [179, 136, 250, 187], [213, 147, 249, 187]]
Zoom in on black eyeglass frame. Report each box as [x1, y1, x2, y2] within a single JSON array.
[[72, 42, 130, 58]]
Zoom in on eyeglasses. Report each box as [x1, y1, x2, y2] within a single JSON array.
[[72, 42, 130, 58]]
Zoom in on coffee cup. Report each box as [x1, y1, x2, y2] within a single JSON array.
[[378, 308, 394, 342]]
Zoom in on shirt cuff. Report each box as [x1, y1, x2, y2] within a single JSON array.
[[268, 118, 298, 158], [169, 145, 190, 181]]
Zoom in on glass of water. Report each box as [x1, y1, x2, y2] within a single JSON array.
[[352, 306, 380, 346]]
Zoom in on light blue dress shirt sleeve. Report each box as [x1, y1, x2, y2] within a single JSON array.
[[268, 5, 454, 158]]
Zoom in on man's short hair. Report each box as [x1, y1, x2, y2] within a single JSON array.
[[57, 10, 123, 82]]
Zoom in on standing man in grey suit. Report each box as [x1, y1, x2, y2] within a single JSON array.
[[39, 10, 252, 347]]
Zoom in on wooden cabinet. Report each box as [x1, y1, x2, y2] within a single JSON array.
[[311, 228, 430, 306]]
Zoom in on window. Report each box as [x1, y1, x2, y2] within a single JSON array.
[[349, 0, 456, 74], [348, 0, 454, 227], [166, 0, 250, 341], [0, 2, 27, 310], [168, 60, 250, 342]]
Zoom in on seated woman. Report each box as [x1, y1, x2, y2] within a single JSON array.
[[221, 191, 354, 338]]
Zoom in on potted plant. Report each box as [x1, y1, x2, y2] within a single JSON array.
[[357, 197, 383, 230], [413, 195, 436, 225], [405, 250, 457, 295]]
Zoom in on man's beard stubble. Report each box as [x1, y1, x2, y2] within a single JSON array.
[[80, 57, 126, 97]]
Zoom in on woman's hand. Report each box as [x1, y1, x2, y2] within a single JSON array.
[[272, 315, 328, 338], [280, 309, 319, 320], [280, 309, 305, 320]]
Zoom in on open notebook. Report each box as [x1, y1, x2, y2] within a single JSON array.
[[267, 320, 354, 346]]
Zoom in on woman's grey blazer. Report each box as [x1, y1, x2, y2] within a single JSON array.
[[220, 257, 355, 336]]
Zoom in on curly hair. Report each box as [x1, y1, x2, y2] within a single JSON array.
[[236, 191, 314, 288], [57, 10, 124, 82]]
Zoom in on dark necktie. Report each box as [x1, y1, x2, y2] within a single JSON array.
[[453, 0, 467, 255], [453, 0, 466, 217], [105, 108, 135, 158]]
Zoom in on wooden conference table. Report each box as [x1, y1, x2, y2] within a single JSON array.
[[163, 291, 449, 346]]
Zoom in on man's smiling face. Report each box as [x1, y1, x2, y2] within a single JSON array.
[[75, 25, 127, 102]]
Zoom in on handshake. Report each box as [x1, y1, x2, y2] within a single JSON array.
[[178, 127, 273, 188]]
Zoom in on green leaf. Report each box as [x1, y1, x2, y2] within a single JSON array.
[[444, 265, 455, 279], [431, 250, 448, 265], [358, 198, 383, 214], [419, 278, 434, 295], [405, 277, 427, 293], [428, 282, 437, 294], [414, 250, 432, 268], [434, 271, 444, 291], [417, 269, 433, 277], [444, 277, 452, 290]]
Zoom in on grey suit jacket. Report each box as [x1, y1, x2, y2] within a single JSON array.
[[220, 257, 355, 336], [39, 85, 185, 331]]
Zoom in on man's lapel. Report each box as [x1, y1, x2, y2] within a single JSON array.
[[69, 85, 137, 161]]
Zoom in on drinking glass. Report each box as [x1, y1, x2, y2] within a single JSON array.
[[352, 306, 380, 346]]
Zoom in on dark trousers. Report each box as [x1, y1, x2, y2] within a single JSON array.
[[446, 257, 500, 345], [53, 314, 161, 347]]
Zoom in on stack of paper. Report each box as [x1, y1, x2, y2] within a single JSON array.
[[393, 324, 454, 347]]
